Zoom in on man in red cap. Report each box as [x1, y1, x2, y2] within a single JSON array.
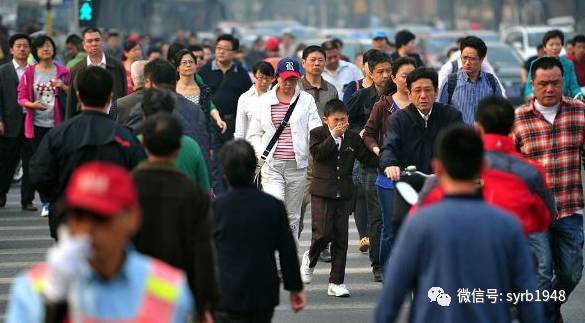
[[264, 37, 282, 70], [6, 162, 194, 323]]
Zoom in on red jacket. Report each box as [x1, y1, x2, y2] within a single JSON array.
[[412, 134, 555, 235]]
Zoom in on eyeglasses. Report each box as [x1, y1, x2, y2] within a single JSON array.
[[216, 46, 233, 53], [180, 60, 195, 66], [461, 56, 480, 63], [256, 75, 274, 82]]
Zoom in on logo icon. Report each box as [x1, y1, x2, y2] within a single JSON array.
[[428, 287, 451, 307], [285, 61, 294, 71]]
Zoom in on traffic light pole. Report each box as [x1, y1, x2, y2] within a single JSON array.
[[72, 0, 80, 34], [46, 0, 53, 37]]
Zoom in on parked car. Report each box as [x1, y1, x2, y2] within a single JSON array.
[[501, 25, 573, 60], [486, 42, 525, 105]]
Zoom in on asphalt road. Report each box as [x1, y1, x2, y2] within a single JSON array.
[[0, 184, 584, 322]]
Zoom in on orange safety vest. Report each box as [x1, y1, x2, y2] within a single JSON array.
[[27, 258, 183, 322]]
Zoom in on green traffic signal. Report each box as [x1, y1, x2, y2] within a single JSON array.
[[80, 1, 93, 21]]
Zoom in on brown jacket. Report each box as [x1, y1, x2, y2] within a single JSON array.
[[363, 95, 396, 151], [310, 125, 378, 199]]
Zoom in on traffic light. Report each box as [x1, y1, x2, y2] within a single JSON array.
[[79, 0, 99, 27]]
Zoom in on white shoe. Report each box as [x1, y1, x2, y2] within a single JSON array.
[[300, 250, 314, 284], [40, 203, 50, 217], [328, 283, 350, 297]]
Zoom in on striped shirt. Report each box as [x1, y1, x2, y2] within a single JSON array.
[[271, 101, 295, 161], [438, 70, 502, 125]]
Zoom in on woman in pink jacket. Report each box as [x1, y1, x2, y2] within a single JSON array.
[[17, 35, 70, 217]]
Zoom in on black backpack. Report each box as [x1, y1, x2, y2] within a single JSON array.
[[447, 60, 498, 105]]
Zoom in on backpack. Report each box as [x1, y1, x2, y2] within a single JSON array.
[[447, 60, 498, 105]]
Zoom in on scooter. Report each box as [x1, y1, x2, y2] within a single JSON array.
[[392, 166, 433, 234]]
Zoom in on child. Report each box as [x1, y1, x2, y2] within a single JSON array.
[[300, 99, 378, 297]]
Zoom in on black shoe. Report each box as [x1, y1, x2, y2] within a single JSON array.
[[0, 195, 6, 208], [373, 270, 383, 283], [21, 203, 38, 212], [319, 247, 332, 263]]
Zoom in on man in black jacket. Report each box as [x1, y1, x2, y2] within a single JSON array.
[[132, 113, 217, 322], [66, 27, 127, 119], [213, 140, 305, 322], [0, 34, 36, 210], [381, 68, 463, 179], [30, 66, 146, 239]]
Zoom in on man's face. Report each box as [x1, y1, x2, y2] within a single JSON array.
[[532, 67, 563, 106], [325, 49, 340, 70], [402, 39, 416, 54], [409, 78, 437, 112], [302, 51, 325, 76], [66, 43, 78, 56], [215, 40, 235, 65], [202, 47, 212, 65], [574, 42, 585, 60], [10, 38, 30, 61], [83, 32, 103, 57], [67, 209, 139, 266], [565, 43, 574, 56], [107, 35, 120, 49], [372, 39, 387, 51], [544, 37, 563, 58], [370, 62, 391, 89], [191, 50, 205, 70], [461, 47, 483, 76], [324, 111, 348, 131]]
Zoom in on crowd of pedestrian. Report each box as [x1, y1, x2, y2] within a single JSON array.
[[0, 24, 583, 323]]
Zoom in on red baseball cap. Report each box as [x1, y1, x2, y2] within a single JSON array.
[[265, 37, 280, 51], [65, 162, 138, 217]]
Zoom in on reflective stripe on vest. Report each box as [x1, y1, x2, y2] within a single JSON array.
[[26, 259, 184, 323]]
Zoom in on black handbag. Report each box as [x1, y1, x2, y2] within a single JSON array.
[[253, 95, 300, 188]]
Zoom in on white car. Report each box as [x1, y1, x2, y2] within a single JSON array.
[[502, 25, 573, 60]]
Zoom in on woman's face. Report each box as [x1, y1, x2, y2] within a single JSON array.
[[254, 71, 274, 93], [37, 40, 54, 61], [125, 44, 142, 62], [278, 77, 298, 94], [392, 64, 416, 93], [544, 37, 563, 58], [177, 53, 196, 77]]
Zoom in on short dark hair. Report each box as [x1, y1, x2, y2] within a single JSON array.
[[219, 140, 257, 187], [323, 99, 348, 117], [302, 45, 326, 60], [167, 43, 186, 64], [252, 61, 275, 77], [65, 34, 83, 49], [188, 44, 203, 52], [174, 49, 197, 69], [459, 36, 487, 59], [147, 47, 162, 56], [475, 96, 515, 135], [536, 44, 544, 51], [143, 112, 183, 157], [144, 58, 177, 87], [435, 126, 484, 180], [542, 29, 565, 47], [9, 33, 30, 48], [332, 38, 344, 48], [216, 34, 239, 51], [572, 35, 585, 46], [367, 52, 392, 70], [395, 29, 416, 49], [82, 27, 102, 38], [321, 40, 339, 51], [362, 49, 382, 66], [31, 35, 57, 62], [530, 57, 564, 78], [406, 67, 438, 90], [391, 56, 416, 76], [76, 66, 113, 107], [142, 88, 176, 117]]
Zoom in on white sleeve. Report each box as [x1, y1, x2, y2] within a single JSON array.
[[437, 61, 453, 91], [247, 100, 266, 158], [234, 94, 248, 140]]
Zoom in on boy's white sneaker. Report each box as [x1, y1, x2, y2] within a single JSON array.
[[300, 250, 314, 284], [328, 283, 350, 297]]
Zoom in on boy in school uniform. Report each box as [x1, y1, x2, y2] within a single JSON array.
[[300, 99, 378, 297]]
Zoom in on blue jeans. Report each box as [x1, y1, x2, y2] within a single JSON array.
[[528, 214, 584, 323], [377, 186, 394, 274]]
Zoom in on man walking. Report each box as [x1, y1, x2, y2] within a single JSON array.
[[321, 40, 363, 98], [390, 29, 424, 67]]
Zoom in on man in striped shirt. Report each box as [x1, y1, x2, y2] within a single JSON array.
[[513, 57, 584, 323], [438, 36, 503, 125]]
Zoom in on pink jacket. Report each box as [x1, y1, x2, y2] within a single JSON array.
[[17, 63, 70, 139]]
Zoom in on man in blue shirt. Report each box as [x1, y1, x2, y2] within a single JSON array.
[[438, 36, 503, 125], [375, 126, 543, 323], [6, 162, 193, 323]]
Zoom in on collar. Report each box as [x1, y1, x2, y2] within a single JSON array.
[[81, 246, 136, 283], [211, 59, 238, 72], [459, 68, 483, 83], [528, 97, 566, 117], [266, 85, 301, 105], [326, 60, 350, 74], [87, 53, 107, 67], [416, 106, 432, 120], [534, 99, 560, 112], [301, 76, 330, 91], [482, 134, 516, 153], [135, 160, 181, 174], [444, 191, 483, 201], [12, 59, 26, 70]]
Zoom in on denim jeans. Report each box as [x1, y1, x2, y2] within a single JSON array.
[[528, 214, 584, 323], [377, 186, 395, 274], [360, 166, 382, 272]]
